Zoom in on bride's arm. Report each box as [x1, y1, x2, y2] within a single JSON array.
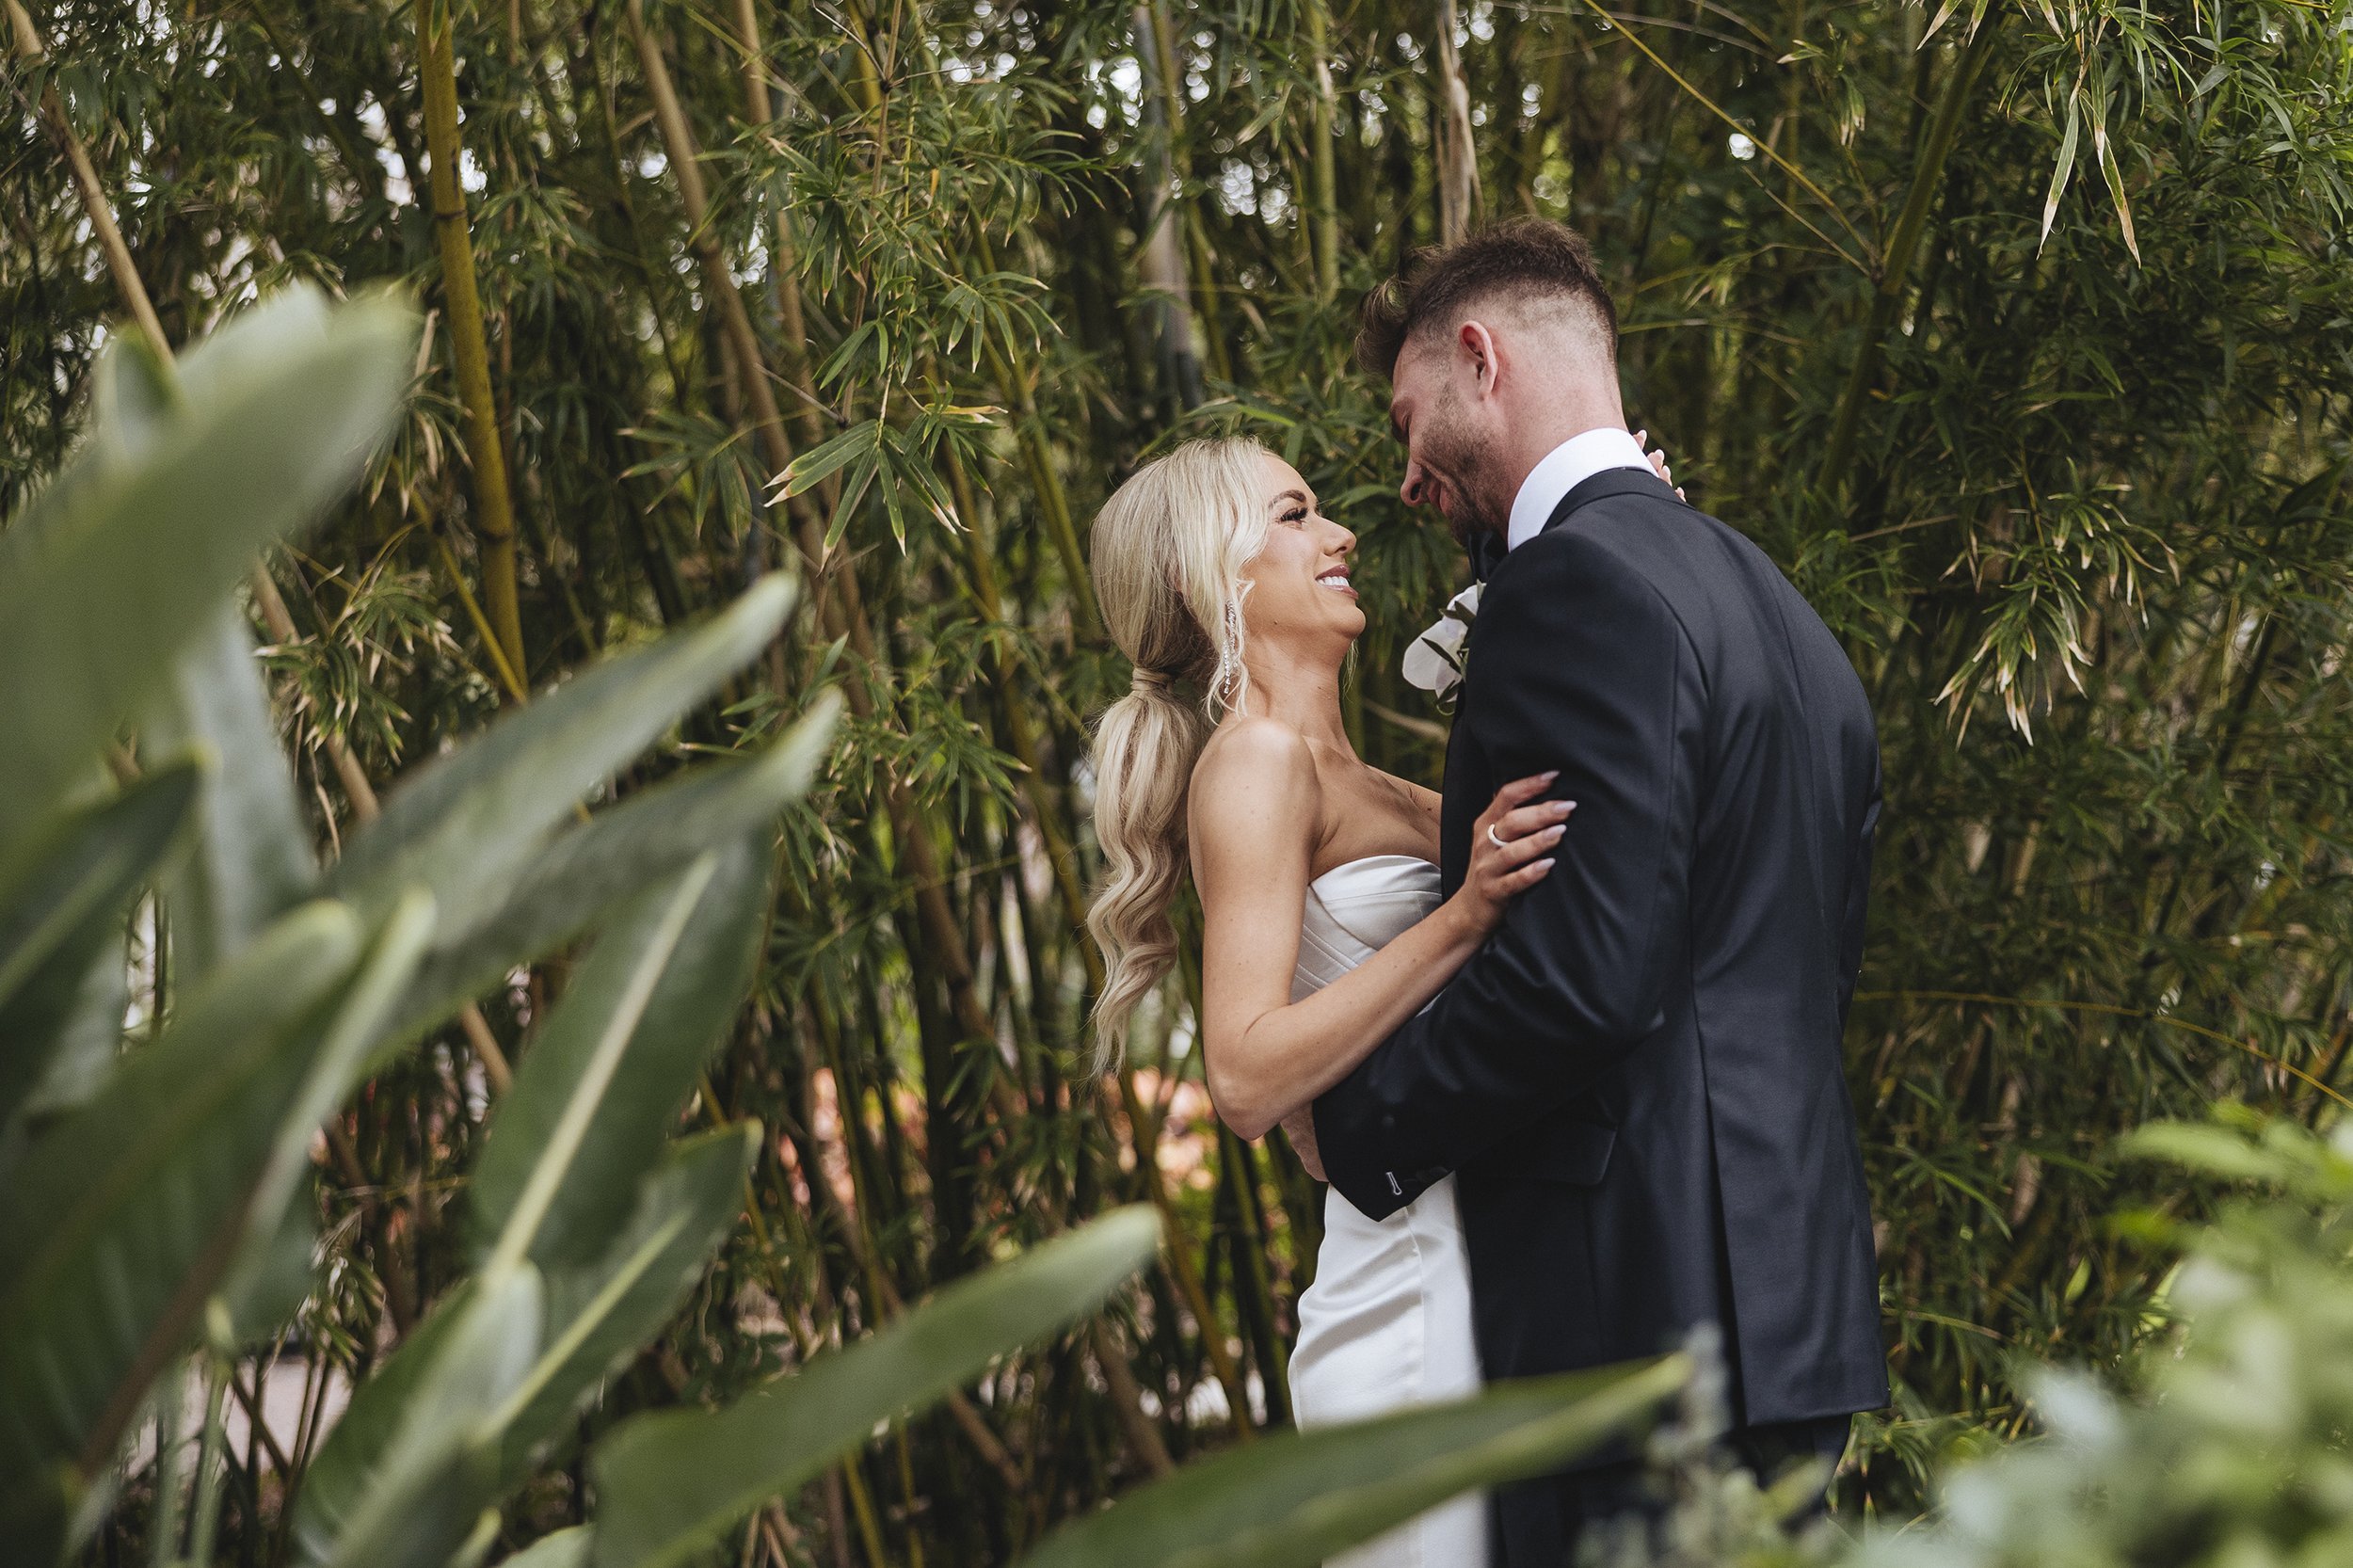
[[1190, 719, 1562, 1144]]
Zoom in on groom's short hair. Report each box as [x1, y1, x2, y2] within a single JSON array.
[[1354, 219, 1618, 379]]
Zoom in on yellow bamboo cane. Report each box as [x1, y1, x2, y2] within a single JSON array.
[[415, 0, 528, 686]]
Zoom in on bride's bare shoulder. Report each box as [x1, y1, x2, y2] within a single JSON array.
[[1194, 714, 1315, 785], [1189, 716, 1321, 833]]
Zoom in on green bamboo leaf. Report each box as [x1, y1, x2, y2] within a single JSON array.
[[0, 287, 414, 846], [2040, 89, 2084, 249], [1016, 1357, 1690, 1568], [0, 760, 200, 1134], [383, 694, 837, 1048], [146, 606, 319, 983], [0, 900, 363, 1552], [2093, 119, 2141, 263], [328, 576, 795, 924], [772, 421, 877, 501], [494, 1124, 760, 1485], [588, 1205, 1162, 1568], [472, 840, 766, 1270]]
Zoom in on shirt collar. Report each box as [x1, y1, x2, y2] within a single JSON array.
[[1505, 426, 1654, 552]]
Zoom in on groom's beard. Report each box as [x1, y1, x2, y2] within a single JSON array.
[[1447, 492, 1506, 553], [1420, 432, 1508, 552]]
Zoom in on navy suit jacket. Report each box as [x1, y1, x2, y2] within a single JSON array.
[[1312, 469, 1887, 1565]]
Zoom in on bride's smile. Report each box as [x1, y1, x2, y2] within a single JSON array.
[[1236, 455, 1365, 649]]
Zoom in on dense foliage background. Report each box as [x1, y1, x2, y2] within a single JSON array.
[[9, 0, 2353, 1560]]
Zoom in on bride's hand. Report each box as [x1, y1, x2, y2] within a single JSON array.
[[1455, 773, 1571, 934], [1636, 429, 1687, 502]]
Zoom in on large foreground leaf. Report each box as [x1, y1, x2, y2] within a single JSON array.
[[0, 901, 364, 1550], [501, 1529, 588, 1568], [311, 1266, 544, 1568], [215, 891, 435, 1351], [1014, 1356, 1693, 1568], [588, 1205, 1163, 1568], [299, 1128, 758, 1554], [383, 695, 837, 1048], [0, 761, 200, 1136], [495, 1125, 760, 1483], [147, 605, 319, 983], [472, 841, 768, 1270], [0, 288, 413, 844], [328, 576, 795, 925]]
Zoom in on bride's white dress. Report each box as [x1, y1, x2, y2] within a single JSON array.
[[1287, 855, 1489, 1568]]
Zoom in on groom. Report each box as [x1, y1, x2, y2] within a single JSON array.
[[1310, 219, 1886, 1563]]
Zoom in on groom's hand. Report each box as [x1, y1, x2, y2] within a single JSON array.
[[1280, 1107, 1328, 1182]]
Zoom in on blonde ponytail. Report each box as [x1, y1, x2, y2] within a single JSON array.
[[1085, 437, 1275, 1063]]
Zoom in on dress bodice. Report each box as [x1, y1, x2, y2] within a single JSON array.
[[1292, 855, 1443, 1000]]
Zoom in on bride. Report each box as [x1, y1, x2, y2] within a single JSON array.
[[1083, 435, 1571, 1566]]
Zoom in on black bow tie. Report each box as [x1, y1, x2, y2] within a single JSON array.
[[1465, 529, 1508, 584]]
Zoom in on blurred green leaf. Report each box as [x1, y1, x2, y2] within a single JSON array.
[[1014, 1359, 1689, 1568], [0, 760, 199, 1136], [328, 576, 796, 924], [496, 1124, 761, 1485], [500, 1529, 589, 1568], [384, 693, 837, 1048], [307, 1266, 544, 1568], [146, 606, 318, 982], [588, 1205, 1162, 1568], [472, 840, 766, 1271], [214, 890, 433, 1351], [0, 900, 363, 1550], [0, 288, 413, 845]]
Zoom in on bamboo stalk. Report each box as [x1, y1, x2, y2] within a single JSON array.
[[967, 224, 1104, 643], [1817, 14, 2004, 506], [1433, 0, 1482, 245], [1304, 0, 1342, 301], [1089, 1319, 1176, 1476], [1113, 1073, 1256, 1443], [8, 0, 168, 356], [415, 0, 529, 682], [1130, 5, 1204, 414], [626, 0, 793, 572]]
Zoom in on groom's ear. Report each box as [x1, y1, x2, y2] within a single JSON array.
[[1458, 320, 1502, 398]]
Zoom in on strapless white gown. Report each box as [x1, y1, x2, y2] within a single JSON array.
[[1287, 855, 1489, 1568]]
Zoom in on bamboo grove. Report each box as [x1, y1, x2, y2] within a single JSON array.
[[8, 0, 2353, 1559]]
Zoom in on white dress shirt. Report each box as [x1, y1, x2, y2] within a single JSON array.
[[1504, 426, 1654, 552]]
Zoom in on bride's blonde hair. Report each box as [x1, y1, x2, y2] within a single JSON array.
[[1086, 436, 1276, 1063]]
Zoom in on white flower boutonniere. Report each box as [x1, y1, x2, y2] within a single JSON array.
[[1401, 584, 1481, 712]]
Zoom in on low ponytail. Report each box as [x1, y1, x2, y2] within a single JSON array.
[[1085, 438, 1275, 1064]]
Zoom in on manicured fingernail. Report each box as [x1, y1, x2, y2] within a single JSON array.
[[1541, 770, 1560, 781], [1550, 801, 1575, 816], [1545, 825, 1565, 843], [1536, 857, 1556, 871]]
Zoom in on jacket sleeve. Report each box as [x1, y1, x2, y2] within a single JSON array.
[[1837, 746, 1881, 1032], [1311, 529, 1704, 1220]]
